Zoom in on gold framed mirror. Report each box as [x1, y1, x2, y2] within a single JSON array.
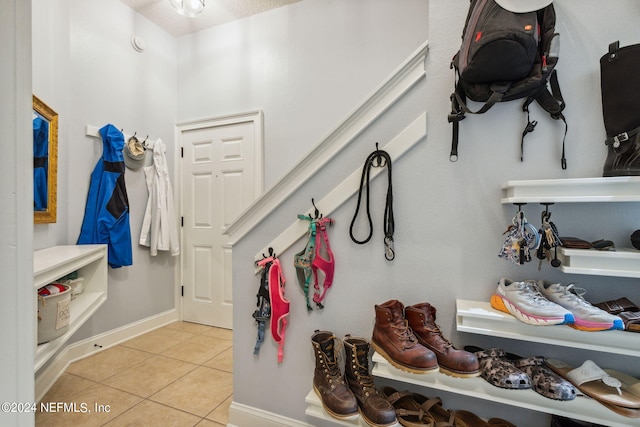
[[33, 95, 58, 224]]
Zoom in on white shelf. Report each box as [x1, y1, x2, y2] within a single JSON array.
[[34, 291, 106, 371], [501, 176, 640, 203], [34, 245, 108, 372], [484, 177, 640, 424], [456, 299, 640, 357], [558, 247, 640, 278], [305, 390, 400, 427], [372, 352, 639, 427], [34, 245, 106, 288]]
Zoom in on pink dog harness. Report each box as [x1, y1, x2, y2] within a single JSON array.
[[312, 217, 334, 308], [268, 257, 289, 363]]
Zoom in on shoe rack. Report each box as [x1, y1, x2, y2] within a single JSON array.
[[447, 177, 640, 426], [501, 176, 640, 277], [372, 351, 636, 427], [305, 178, 640, 426]]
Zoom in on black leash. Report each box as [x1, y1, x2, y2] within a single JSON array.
[[349, 144, 395, 260]]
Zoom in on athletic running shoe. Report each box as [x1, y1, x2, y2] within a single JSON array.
[[538, 281, 624, 331], [491, 278, 575, 326]]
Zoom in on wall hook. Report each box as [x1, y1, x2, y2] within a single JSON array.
[[373, 142, 386, 167], [261, 247, 275, 259], [311, 198, 322, 219], [540, 202, 554, 222]]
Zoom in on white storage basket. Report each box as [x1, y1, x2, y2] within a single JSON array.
[[37, 284, 71, 344]]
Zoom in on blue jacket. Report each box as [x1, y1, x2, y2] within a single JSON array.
[[77, 124, 132, 268], [33, 116, 49, 211]]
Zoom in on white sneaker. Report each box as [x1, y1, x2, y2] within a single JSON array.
[[491, 278, 575, 326], [537, 281, 624, 331]]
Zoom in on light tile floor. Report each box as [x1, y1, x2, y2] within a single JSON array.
[[36, 321, 233, 427]]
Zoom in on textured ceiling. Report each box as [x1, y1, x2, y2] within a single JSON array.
[[121, 0, 301, 37]]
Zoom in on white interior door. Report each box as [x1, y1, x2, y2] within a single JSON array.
[[180, 112, 263, 329]]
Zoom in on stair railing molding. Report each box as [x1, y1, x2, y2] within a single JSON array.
[[224, 40, 429, 245]]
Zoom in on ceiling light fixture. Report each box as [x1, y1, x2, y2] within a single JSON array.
[[169, 0, 205, 17]]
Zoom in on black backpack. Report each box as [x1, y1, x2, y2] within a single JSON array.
[[448, 0, 568, 169]]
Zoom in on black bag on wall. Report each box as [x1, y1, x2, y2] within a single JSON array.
[[601, 41, 640, 177], [448, 0, 567, 168]]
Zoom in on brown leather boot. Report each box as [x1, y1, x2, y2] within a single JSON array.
[[405, 302, 480, 378], [343, 335, 397, 427], [371, 299, 438, 374], [311, 330, 358, 420]]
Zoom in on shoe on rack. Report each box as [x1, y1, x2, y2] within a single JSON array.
[[594, 296, 639, 315], [490, 278, 575, 326], [381, 386, 436, 426], [465, 346, 531, 390], [505, 353, 577, 401], [537, 281, 624, 331], [551, 415, 607, 427], [343, 335, 397, 427], [408, 392, 456, 426], [311, 330, 358, 420], [371, 300, 439, 374], [488, 418, 517, 426], [405, 302, 480, 378]]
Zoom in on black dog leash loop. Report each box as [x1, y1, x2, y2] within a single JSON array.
[[349, 144, 395, 260]]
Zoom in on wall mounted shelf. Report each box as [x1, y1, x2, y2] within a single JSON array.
[[304, 390, 400, 427], [34, 245, 108, 372], [456, 299, 640, 358], [501, 176, 640, 204], [372, 352, 638, 427], [557, 247, 640, 278]]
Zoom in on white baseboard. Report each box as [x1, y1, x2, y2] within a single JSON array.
[[35, 309, 179, 402], [228, 401, 315, 427]]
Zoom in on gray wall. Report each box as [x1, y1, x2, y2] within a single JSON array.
[[223, 1, 640, 426], [22, 0, 640, 425], [32, 0, 178, 344]]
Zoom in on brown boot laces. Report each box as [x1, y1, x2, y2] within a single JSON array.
[[392, 320, 419, 349], [317, 338, 346, 390], [424, 323, 453, 349], [351, 350, 378, 397]]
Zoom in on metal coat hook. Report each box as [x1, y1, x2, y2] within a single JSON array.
[[540, 202, 554, 222], [311, 198, 323, 219], [513, 203, 527, 220], [266, 247, 275, 258], [373, 142, 387, 167], [255, 247, 276, 267], [258, 247, 276, 260]]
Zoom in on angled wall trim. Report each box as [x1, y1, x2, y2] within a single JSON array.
[[224, 40, 429, 245], [254, 111, 427, 267]]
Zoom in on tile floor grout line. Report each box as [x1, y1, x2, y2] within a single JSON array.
[[38, 322, 233, 427], [100, 397, 213, 427]]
